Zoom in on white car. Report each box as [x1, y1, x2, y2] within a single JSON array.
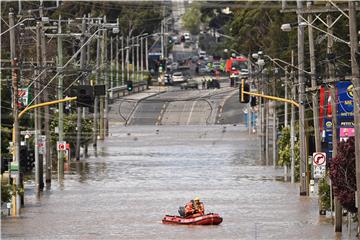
[[172, 72, 185, 83], [199, 50, 206, 59], [184, 32, 190, 41]]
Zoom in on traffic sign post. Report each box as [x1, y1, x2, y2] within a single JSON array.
[[57, 141, 66, 151], [313, 152, 326, 179]]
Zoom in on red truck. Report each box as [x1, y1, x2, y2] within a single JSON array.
[[225, 57, 249, 81]]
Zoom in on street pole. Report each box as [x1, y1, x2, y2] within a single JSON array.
[[9, 9, 21, 216], [126, 36, 130, 83], [145, 37, 149, 72], [99, 17, 106, 140], [161, 19, 164, 60], [93, 21, 101, 148], [272, 73, 277, 167], [104, 28, 109, 137], [136, 36, 139, 82], [140, 36, 144, 81], [75, 17, 87, 161], [284, 66, 288, 127], [290, 50, 296, 184], [326, 9, 342, 231], [307, 2, 321, 153], [349, 1, 360, 230], [57, 16, 64, 179], [297, 0, 307, 195], [110, 35, 114, 91], [132, 37, 135, 82], [121, 36, 125, 85], [39, 6, 47, 190], [116, 34, 119, 87], [260, 68, 265, 164], [34, 22, 41, 193], [350, 10, 360, 232]]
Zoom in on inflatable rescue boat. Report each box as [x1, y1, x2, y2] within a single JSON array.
[[162, 213, 223, 225]]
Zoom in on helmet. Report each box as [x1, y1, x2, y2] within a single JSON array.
[[194, 197, 200, 202]]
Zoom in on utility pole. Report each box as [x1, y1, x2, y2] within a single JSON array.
[[136, 36, 140, 82], [39, 6, 47, 190], [349, 1, 360, 230], [126, 36, 130, 83], [110, 35, 114, 91], [93, 20, 101, 147], [297, 0, 307, 195], [57, 16, 64, 178], [99, 17, 106, 140], [260, 67, 265, 164], [326, 9, 342, 232], [284, 66, 288, 127], [116, 18, 120, 87], [9, 9, 21, 216], [34, 22, 41, 192], [161, 18, 164, 60], [104, 26, 109, 137], [140, 36, 144, 81], [290, 50, 296, 184], [115, 34, 119, 87], [132, 37, 135, 82], [121, 36, 124, 85], [272, 71, 277, 167], [145, 37, 149, 72], [307, 1, 321, 153], [75, 17, 87, 161]]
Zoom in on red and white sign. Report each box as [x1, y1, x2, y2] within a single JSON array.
[[313, 152, 326, 179], [313, 152, 326, 166], [57, 141, 66, 151]]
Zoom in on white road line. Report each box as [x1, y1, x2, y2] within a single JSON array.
[[186, 101, 197, 125]]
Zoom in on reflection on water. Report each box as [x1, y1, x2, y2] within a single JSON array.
[[2, 125, 351, 239]]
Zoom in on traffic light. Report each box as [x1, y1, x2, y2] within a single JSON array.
[[20, 146, 35, 173], [127, 80, 133, 91], [239, 79, 250, 103], [76, 85, 94, 107], [250, 96, 257, 107]]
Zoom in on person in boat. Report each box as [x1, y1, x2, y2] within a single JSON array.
[[179, 197, 205, 217]]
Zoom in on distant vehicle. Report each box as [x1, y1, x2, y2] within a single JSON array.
[[198, 50, 206, 60], [184, 32, 190, 41], [172, 72, 185, 83], [198, 65, 211, 75], [225, 57, 249, 78], [180, 79, 199, 90], [213, 62, 221, 71]]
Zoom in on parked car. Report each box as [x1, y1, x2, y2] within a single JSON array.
[[172, 72, 185, 83], [180, 79, 199, 90]]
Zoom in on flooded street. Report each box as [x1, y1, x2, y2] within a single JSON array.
[[2, 125, 344, 239]]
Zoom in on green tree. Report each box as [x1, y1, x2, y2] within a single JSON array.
[[182, 3, 201, 35]]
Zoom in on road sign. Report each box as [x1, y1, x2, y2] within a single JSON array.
[[313, 152, 326, 166], [38, 135, 46, 154], [313, 152, 326, 178], [57, 141, 66, 151], [20, 130, 40, 135]]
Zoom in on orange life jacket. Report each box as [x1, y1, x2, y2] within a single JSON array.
[[184, 201, 205, 216]]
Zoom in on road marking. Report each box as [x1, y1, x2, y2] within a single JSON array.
[[186, 101, 197, 125]]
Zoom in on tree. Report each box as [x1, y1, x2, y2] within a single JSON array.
[[330, 137, 357, 213], [182, 3, 201, 35]]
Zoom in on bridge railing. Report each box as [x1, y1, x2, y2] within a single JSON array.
[[108, 81, 148, 103]]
